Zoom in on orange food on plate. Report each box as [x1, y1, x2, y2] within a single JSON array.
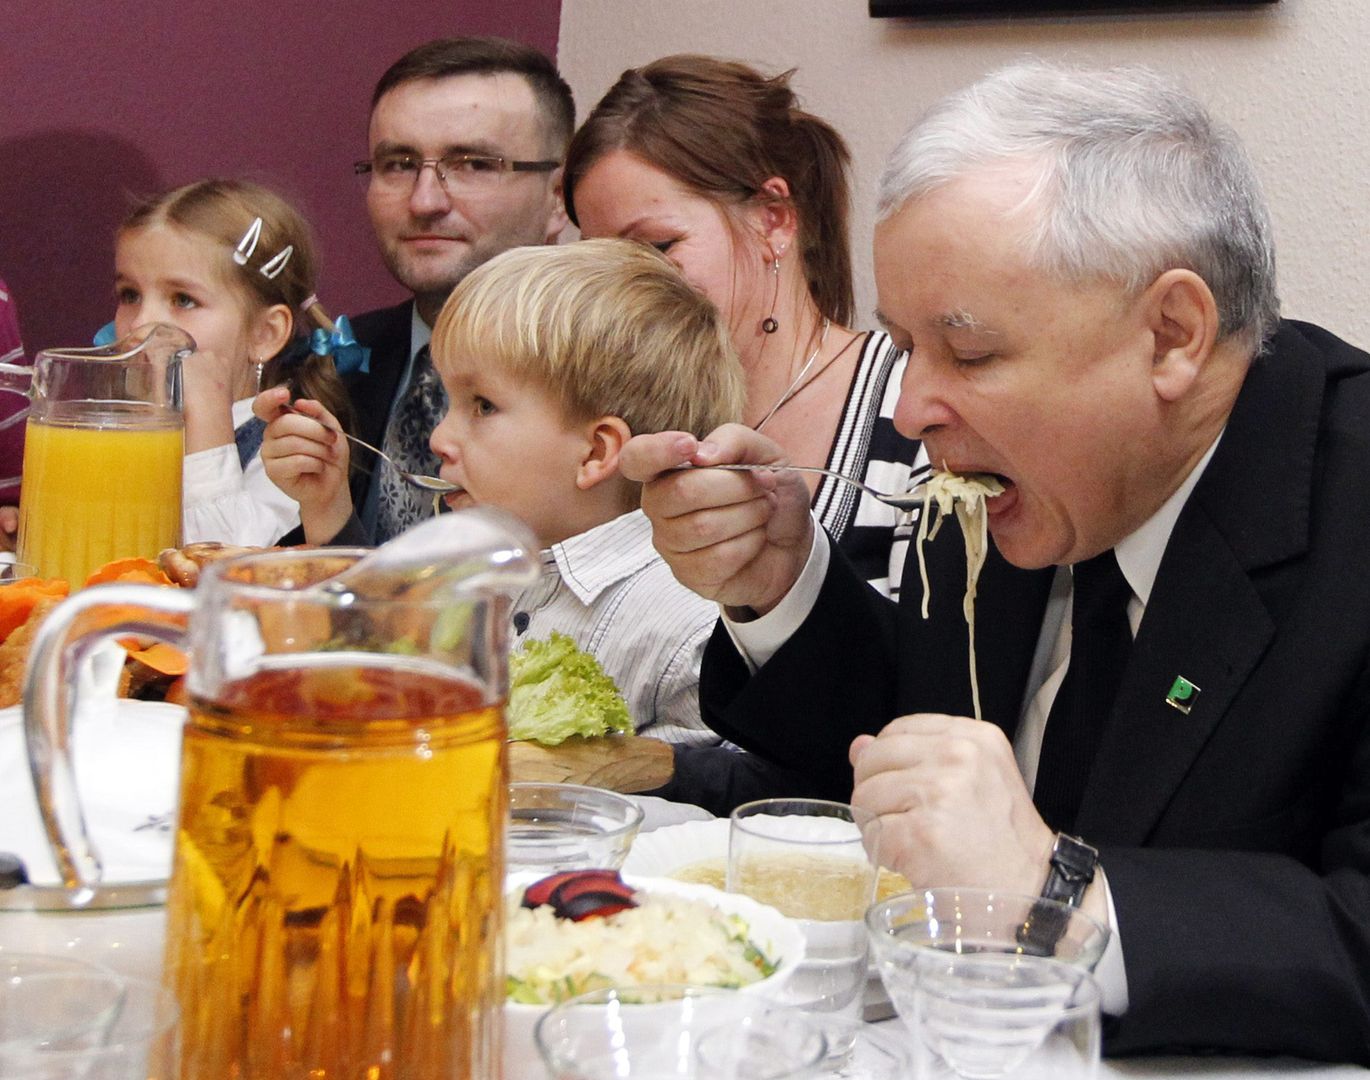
[[0, 576, 69, 642], [85, 557, 174, 588]]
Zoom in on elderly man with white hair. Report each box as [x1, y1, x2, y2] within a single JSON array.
[[622, 62, 1370, 1061]]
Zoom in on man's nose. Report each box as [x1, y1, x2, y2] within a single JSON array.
[[892, 351, 957, 440], [409, 164, 453, 216]]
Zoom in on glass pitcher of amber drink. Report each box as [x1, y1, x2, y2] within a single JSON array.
[[0, 322, 189, 587], [21, 510, 539, 1079]]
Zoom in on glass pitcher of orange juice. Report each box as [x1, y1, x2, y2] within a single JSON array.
[[21, 510, 539, 1079], [0, 322, 189, 586]]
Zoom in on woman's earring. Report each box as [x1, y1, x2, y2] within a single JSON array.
[[254, 358, 265, 390], [761, 255, 780, 334]]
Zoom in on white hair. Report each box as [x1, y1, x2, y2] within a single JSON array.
[[878, 61, 1279, 351]]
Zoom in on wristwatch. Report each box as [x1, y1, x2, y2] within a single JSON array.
[[1041, 833, 1099, 908], [1017, 833, 1099, 955]]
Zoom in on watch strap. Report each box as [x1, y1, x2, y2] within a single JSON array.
[[1016, 833, 1099, 956]]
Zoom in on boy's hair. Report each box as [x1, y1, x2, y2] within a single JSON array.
[[373, 37, 575, 157], [119, 178, 354, 433], [433, 239, 744, 438]]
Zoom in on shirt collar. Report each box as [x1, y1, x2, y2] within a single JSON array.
[[1114, 431, 1223, 606], [409, 305, 432, 365], [548, 510, 659, 605]]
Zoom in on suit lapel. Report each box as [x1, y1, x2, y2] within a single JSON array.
[[1075, 324, 1325, 843]]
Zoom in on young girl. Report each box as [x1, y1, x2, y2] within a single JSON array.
[[111, 179, 357, 546]]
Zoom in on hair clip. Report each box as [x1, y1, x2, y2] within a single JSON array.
[[259, 246, 293, 280], [234, 217, 263, 266]]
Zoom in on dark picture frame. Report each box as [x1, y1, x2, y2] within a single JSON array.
[[871, 0, 1276, 15]]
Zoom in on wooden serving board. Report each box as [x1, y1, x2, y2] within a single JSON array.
[[507, 735, 675, 793]]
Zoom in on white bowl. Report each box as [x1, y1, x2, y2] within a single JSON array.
[[503, 873, 805, 1080]]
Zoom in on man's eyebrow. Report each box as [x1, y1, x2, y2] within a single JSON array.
[[941, 308, 999, 334], [370, 139, 506, 157]]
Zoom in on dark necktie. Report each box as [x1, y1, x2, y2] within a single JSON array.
[[234, 416, 266, 469], [375, 345, 447, 543], [1033, 550, 1134, 834]]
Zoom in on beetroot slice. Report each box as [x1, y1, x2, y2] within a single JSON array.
[[520, 869, 639, 921], [521, 871, 588, 909]]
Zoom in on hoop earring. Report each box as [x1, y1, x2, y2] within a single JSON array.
[[761, 256, 780, 334]]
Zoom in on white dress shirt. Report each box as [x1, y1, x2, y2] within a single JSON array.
[[722, 436, 1223, 1016]]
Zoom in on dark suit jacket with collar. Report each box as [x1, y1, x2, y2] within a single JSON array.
[[699, 319, 1370, 1063], [345, 299, 414, 512]]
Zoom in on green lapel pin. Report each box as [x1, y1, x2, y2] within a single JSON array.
[[1165, 675, 1201, 715]]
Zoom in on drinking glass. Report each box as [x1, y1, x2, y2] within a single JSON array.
[[0, 561, 39, 582], [22, 515, 541, 1080], [534, 985, 828, 1079], [2, 323, 190, 587], [0, 953, 126, 1052], [0, 970, 177, 1080], [911, 952, 1100, 1080], [727, 799, 880, 1051], [505, 781, 644, 873]]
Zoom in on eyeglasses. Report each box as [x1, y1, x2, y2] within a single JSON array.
[[354, 152, 561, 193]]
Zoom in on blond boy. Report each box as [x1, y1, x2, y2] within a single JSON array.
[[258, 239, 743, 742]]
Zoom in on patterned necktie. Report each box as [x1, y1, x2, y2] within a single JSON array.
[[1033, 550, 1134, 833], [375, 345, 447, 543], [234, 416, 266, 469]]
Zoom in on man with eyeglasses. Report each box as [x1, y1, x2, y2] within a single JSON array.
[[337, 37, 574, 542]]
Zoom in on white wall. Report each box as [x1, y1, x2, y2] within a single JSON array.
[[559, 0, 1370, 348]]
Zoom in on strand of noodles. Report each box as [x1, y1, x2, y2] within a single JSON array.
[[914, 473, 1004, 722]]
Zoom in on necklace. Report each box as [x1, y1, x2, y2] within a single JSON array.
[[754, 318, 831, 432]]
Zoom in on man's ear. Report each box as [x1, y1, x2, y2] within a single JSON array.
[[544, 166, 570, 243], [1144, 269, 1219, 402], [251, 304, 294, 366], [576, 415, 633, 490], [756, 176, 798, 263]]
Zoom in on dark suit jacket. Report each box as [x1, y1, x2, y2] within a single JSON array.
[[344, 300, 414, 513], [700, 320, 1370, 1063]]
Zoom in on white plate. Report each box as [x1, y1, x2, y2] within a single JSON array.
[[622, 818, 729, 880], [503, 872, 805, 1080]]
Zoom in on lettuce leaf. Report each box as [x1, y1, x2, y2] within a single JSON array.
[[507, 632, 633, 744]]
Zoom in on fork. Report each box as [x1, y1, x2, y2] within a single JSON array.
[[279, 403, 458, 494], [677, 462, 932, 512]]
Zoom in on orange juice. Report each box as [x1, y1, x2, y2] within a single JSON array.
[[17, 405, 182, 586], [159, 658, 506, 1080]]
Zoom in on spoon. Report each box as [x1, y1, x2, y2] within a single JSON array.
[[675, 462, 933, 513], [279, 403, 457, 493]]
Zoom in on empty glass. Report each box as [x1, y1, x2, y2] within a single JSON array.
[[0, 965, 177, 1080], [0, 954, 126, 1053], [506, 782, 644, 873], [911, 953, 1100, 1080], [534, 985, 828, 1079]]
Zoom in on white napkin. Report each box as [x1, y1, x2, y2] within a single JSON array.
[[0, 680, 183, 886]]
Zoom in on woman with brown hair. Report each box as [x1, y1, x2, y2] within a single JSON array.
[[564, 55, 923, 597]]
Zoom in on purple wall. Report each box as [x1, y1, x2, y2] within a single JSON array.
[[0, 0, 562, 354]]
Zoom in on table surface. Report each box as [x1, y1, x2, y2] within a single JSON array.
[[636, 798, 1368, 1080]]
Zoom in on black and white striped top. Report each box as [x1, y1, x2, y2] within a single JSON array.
[[812, 330, 927, 599]]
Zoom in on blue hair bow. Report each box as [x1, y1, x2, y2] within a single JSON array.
[[93, 321, 117, 346], [311, 315, 370, 375]]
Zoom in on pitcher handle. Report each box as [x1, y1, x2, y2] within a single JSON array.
[[0, 361, 32, 401], [22, 582, 196, 903]]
